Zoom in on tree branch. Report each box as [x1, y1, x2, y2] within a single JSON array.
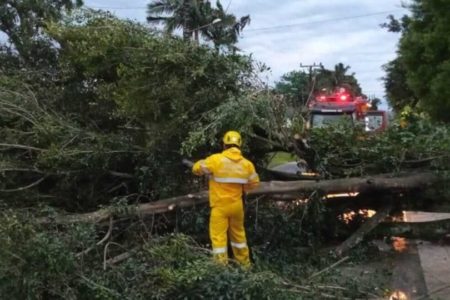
[[76, 217, 113, 258], [308, 256, 350, 280], [334, 204, 393, 257], [0, 168, 44, 173], [37, 172, 441, 225], [0, 176, 46, 192], [0, 143, 44, 151], [108, 170, 134, 179]]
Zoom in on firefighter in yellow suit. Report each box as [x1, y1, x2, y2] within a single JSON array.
[[192, 131, 259, 266]]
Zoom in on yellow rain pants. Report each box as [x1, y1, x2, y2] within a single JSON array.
[[192, 147, 259, 266], [210, 199, 250, 266]]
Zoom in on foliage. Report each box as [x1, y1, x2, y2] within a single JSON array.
[[47, 10, 254, 126], [0, 0, 83, 67], [183, 87, 449, 180], [0, 4, 448, 300], [382, 0, 450, 122], [275, 63, 363, 103], [0, 210, 92, 299], [369, 97, 382, 110], [274, 70, 309, 104], [314, 63, 362, 95], [182, 92, 274, 155], [147, 0, 250, 51], [0, 211, 377, 300], [0, 86, 148, 210], [0, 10, 258, 210], [308, 118, 450, 178], [147, 0, 203, 41], [180, 91, 310, 169], [200, 1, 251, 52]]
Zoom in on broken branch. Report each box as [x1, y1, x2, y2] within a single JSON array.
[[37, 172, 440, 225]]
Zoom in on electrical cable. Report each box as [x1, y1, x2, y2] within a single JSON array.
[[84, 6, 404, 34], [244, 9, 404, 32]]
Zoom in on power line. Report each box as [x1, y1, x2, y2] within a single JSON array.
[[84, 6, 405, 36], [225, 0, 232, 13], [244, 9, 403, 33]]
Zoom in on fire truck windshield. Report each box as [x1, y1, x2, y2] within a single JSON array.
[[311, 113, 353, 128]]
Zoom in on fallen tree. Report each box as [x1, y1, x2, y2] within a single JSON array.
[[38, 171, 441, 224], [375, 211, 450, 241], [334, 203, 394, 256]]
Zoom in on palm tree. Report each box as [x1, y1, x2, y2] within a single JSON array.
[[147, 0, 250, 50], [333, 63, 352, 86], [201, 1, 250, 51], [333, 63, 362, 94], [147, 0, 202, 41], [315, 66, 334, 91], [314, 63, 362, 94]]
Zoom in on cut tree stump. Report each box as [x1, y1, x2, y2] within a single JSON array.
[[334, 203, 394, 257]]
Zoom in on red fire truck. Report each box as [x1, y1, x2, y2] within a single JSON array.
[[307, 86, 388, 132], [265, 86, 388, 179]]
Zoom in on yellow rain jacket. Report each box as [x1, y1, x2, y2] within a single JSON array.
[[192, 147, 259, 265]]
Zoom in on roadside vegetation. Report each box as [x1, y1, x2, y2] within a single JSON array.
[[0, 0, 449, 299]]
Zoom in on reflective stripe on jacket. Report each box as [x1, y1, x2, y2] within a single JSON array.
[[192, 147, 259, 207]]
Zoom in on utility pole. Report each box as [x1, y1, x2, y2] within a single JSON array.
[[300, 63, 323, 106]]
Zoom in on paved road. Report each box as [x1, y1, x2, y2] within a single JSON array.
[[389, 211, 450, 299], [390, 238, 428, 299], [417, 242, 450, 299]]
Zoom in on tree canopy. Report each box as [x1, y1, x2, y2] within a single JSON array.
[[0, 3, 449, 300], [0, 0, 83, 67], [147, 0, 250, 51], [383, 0, 450, 122], [0, 10, 257, 210], [274, 63, 362, 104], [274, 70, 309, 103]]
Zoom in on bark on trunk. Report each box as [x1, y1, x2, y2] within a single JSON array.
[[334, 203, 393, 257], [37, 172, 440, 225], [252, 172, 437, 197]]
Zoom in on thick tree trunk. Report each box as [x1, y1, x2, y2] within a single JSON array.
[[38, 172, 440, 224], [252, 172, 437, 197], [374, 211, 450, 241], [183, 28, 192, 41], [182, 0, 192, 42], [334, 203, 394, 256], [194, 30, 199, 44], [334, 210, 450, 256]]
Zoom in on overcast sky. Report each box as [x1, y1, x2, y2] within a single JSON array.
[[84, 0, 408, 105]]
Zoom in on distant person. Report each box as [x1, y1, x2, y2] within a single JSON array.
[[191, 131, 259, 267]]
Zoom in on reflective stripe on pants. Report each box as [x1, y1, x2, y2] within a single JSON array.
[[209, 201, 250, 266], [230, 241, 247, 248]]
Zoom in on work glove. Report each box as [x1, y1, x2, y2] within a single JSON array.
[[182, 159, 194, 168]]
